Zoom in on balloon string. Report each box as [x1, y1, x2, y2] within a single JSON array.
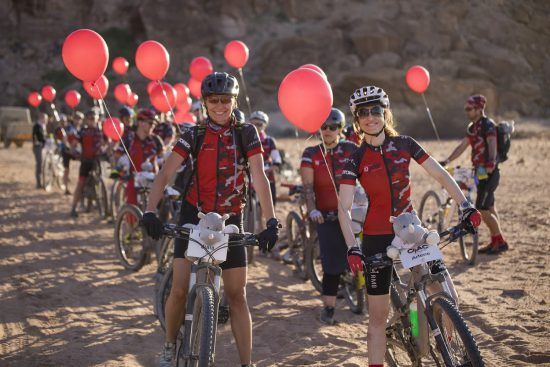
[[421, 93, 440, 141], [93, 83, 138, 173], [237, 68, 252, 116], [156, 80, 183, 137], [316, 132, 356, 244]]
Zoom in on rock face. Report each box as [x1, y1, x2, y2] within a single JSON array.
[[1, 0, 549, 137]]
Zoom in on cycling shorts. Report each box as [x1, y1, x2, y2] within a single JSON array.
[[362, 234, 394, 296], [79, 159, 96, 179], [316, 219, 348, 275], [475, 168, 499, 210], [174, 201, 247, 269], [61, 150, 72, 169]]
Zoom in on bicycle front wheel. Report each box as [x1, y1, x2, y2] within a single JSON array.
[[419, 190, 443, 233], [305, 234, 323, 293], [459, 227, 479, 266], [114, 205, 147, 271], [96, 178, 109, 219], [188, 286, 216, 367], [340, 271, 365, 314], [430, 297, 484, 366], [285, 211, 308, 280]]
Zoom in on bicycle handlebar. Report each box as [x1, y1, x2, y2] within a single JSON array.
[[162, 223, 259, 248]]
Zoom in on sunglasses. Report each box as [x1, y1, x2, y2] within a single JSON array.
[[206, 96, 233, 105], [356, 106, 384, 118], [320, 124, 340, 131]]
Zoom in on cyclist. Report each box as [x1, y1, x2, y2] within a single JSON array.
[[249, 110, 282, 206], [337, 86, 482, 367], [154, 112, 176, 147], [32, 112, 48, 189], [60, 112, 83, 195], [191, 100, 206, 123], [69, 108, 106, 218], [300, 107, 357, 325], [119, 106, 136, 138], [114, 108, 164, 206], [440, 94, 508, 254], [343, 123, 361, 144], [141, 72, 279, 367]]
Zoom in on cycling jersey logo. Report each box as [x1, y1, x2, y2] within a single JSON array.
[[178, 138, 190, 150], [364, 163, 382, 173]]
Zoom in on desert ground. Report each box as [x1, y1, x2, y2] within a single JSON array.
[[1, 120, 549, 366]]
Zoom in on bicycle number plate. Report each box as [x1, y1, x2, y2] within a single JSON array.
[[186, 229, 229, 263], [399, 244, 443, 269]]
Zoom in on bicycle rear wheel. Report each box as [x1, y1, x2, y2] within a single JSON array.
[[430, 297, 484, 366], [419, 190, 443, 233], [285, 211, 308, 280], [114, 204, 148, 271], [305, 234, 323, 293], [156, 266, 172, 332], [186, 286, 215, 367]]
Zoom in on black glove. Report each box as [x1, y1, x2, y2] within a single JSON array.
[[141, 211, 163, 240], [459, 202, 482, 231], [257, 218, 280, 253]]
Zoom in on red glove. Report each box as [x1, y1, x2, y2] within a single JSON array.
[[461, 207, 482, 228], [347, 246, 364, 275]]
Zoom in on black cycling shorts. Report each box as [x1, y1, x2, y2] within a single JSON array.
[[476, 168, 500, 210], [61, 151, 72, 169], [316, 219, 348, 275], [362, 234, 394, 296], [174, 201, 247, 269], [79, 159, 96, 178]]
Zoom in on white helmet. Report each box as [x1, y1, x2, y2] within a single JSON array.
[[349, 86, 390, 114], [249, 111, 269, 124]]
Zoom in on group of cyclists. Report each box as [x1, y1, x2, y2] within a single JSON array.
[[29, 69, 509, 366]]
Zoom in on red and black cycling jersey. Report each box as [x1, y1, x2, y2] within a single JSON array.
[[301, 140, 358, 212], [466, 117, 497, 168], [341, 136, 430, 235], [78, 127, 104, 160], [259, 131, 278, 182], [154, 122, 175, 141], [172, 121, 262, 215], [343, 125, 361, 145], [117, 131, 164, 172]]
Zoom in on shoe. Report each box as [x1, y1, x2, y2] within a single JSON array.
[[486, 242, 509, 255], [478, 243, 494, 254], [319, 306, 337, 325], [159, 342, 176, 367], [70, 209, 78, 218]]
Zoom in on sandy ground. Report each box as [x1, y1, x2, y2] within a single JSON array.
[[1, 120, 549, 366]]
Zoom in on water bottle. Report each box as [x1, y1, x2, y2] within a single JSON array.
[[409, 301, 419, 338]]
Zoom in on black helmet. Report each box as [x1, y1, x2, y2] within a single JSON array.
[[324, 108, 346, 128], [119, 106, 134, 118], [201, 72, 239, 98]]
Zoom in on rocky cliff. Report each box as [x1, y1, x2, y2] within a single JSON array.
[[1, 0, 549, 136]]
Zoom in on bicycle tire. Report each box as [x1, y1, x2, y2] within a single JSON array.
[[419, 190, 443, 233], [459, 226, 479, 266], [430, 297, 484, 367], [285, 211, 308, 280], [340, 272, 365, 314], [188, 286, 216, 367], [114, 204, 148, 271], [305, 234, 323, 293], [110, 181, 126, 219], [156, 266, 172, 332], [97, 178, 109, 219]]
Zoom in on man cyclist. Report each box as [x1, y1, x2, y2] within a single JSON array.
[[32, 112, 48, 189], [441, 94, 508, 254], [119, 106, 136, 138], [141, 72, 279, 367], [154, 112, 176, 147], [69, 108, 106, 218], [60, 111, 83, 195], [249, 111, 282, 206]]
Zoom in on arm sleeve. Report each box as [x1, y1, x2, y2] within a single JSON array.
[[340, 147, 362, 185], [484, 119, 497, 138], [242, 124, 263, 158], [171, 126, 194, 161], [408, 137, 430, 164], [300, 147, 314, 169]]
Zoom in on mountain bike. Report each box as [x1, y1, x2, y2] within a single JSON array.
[[281, 183, 309, 280], [81, 158, 108, 218], [419, 166, 479, 265], [370, 222, 484, 366], [160, 223, 259, 367], [109, 169, 127, 220]]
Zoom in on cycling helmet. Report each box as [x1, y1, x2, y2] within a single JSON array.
[[85, 108, 99, 117], [73, 111, 84, 120], [349, 85, 390, 114], [119, 106, 135, 118], [136, 108, 158, 122], [466, 94, 487, 110], [201, 72, 239, 98], [249, 111, 269, 125], [234, 109, 245, 124], [191, 101, 202, 112], [324, 108, 345, 128]]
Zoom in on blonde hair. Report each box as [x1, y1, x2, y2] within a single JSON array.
[[353, 107, 399, 139]]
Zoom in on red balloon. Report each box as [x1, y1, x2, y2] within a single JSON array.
[[112, 57, 129, 75], [278, 68, 333, 133], [135, 40, 170, 80], [62, 29, 109, 82], [189, 57, 213, 82], [41, 85, 56, 102], [28, 91, 42, 107], [83, 75, 109, 100], [176, 96, 192, 113], [103, 117, 124, 141], [174, 110, 197, 124], [299, 64, 327, 80], [406, 65, 430, 94], [149, 82, 177, 113], [174, 83, 190, 104], [146, 81, 157, 95], [188, 77, 202, 99], [114, 83, 132, 104], [127, 92, 139, 107], [64, 90, 81, 108], [224, 40, 249, 69]]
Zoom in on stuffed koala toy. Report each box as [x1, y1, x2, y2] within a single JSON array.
[[386, 211, 439, 259], [183, 212, 240, 247]]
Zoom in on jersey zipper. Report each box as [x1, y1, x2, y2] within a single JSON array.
[[214, 134, 221, 211], [379, 145, 395, 217]]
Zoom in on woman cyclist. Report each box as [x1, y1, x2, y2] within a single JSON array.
[[141, 72, 279, 367], [337, 86, 481, 366], [300, 108, 357, 324]]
